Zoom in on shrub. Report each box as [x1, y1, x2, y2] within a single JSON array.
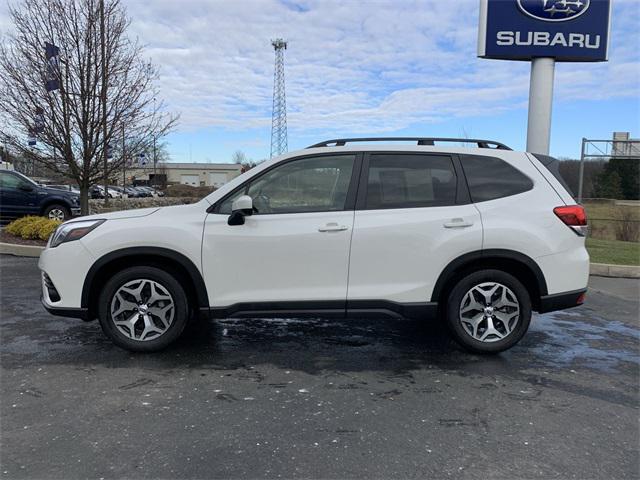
[[615, 209, 640, 242], [5, 216, 61, 241], [5, 216, 37, 236]]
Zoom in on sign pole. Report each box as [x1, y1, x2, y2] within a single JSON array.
[[526, 57, 555, 155]]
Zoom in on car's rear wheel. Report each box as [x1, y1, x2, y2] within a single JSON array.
[[445, 269, 531, 354], [43, 204, 70, 221], [98, 266, 189, 352]]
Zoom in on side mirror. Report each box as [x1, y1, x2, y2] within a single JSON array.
[[228, 195, 253, 226], [19, 184, 34, 192]]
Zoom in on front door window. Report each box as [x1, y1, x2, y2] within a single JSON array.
[[219, 155, 355, 214]]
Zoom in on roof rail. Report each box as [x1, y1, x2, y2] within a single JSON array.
[[307, 137, 512, 150]]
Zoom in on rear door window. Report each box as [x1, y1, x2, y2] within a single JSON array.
[[365, 154, 457, 209], [460, 155, 533, 203]]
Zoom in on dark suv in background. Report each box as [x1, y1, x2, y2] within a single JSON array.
[[0, 170, 80, 222]]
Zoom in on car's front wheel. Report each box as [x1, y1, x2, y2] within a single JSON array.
[[445, 269, 532, 354], [98, 266, 189, 352]]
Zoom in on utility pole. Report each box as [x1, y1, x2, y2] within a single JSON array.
[[100, 0, 109, 204], [270, 38, 288, 158]]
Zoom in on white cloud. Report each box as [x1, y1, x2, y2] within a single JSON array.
[[1, 0, 638, 139]]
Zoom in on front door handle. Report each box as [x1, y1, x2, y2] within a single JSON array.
[[318, 222, 349, 232], [443, 218, 474, 228]]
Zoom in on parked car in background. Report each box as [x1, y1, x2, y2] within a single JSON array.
[[123, 186, 143, 198], [0, 170, 80, 222], [90, 185, 123, 199], [39, 137, 589, 353], [107, 187, 123, 199], [131, 186, 152, 198], [137, 185, 164, 197], [89, 185, 105, 199], [109, 186, 128, 198]]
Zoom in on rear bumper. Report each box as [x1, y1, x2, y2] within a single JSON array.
[[538, 288, 587, 314]]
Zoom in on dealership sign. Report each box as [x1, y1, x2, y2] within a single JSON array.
[[478, 0, 611, 62]]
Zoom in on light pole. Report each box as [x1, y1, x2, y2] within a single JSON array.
[[153, 134, 156, 191], [152, 97, 157, 192], [122, 123, 126, 190]]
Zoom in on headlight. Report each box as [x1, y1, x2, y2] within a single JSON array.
[[49, 219, 106, 248]]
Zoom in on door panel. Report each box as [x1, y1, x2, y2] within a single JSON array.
[[347, 152, 482, 305], [203, 211, 354, 306], [347, 205, 482, 303], [202, 153, 360, 308]]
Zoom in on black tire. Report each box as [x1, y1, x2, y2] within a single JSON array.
[[43, 204, 71, 221], [445, 269, 532, 354], [98, 266, 190, 352]]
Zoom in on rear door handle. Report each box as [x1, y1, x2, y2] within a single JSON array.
[[318, 223, 349, 232], [443, 218, 474, 228]]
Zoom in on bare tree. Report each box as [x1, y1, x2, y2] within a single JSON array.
[[231, 150, 248, 165], [232, 150, 264, 172], [0, 0, 178, 213]]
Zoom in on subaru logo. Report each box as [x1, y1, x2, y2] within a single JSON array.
[[517, 0, 590, 22]]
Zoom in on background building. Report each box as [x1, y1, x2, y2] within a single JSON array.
[[612, 132, 640, 158], [128, 162, 242, 188]]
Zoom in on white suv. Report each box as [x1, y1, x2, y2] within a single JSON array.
[[39, 138, 589, 353]]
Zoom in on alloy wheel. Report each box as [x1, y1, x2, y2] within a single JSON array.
[[110, 279, 175, 341], [48, 208, 66, 221], [458, 282, 520, 343]]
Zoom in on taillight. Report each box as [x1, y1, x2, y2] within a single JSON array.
[[554, 205, 588, 236]]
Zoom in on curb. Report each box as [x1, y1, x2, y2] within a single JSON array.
[[0, 242, 45, 258], [590, 262, 640, 279]]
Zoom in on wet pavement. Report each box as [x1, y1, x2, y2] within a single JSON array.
[[1, 254, 638, 479]]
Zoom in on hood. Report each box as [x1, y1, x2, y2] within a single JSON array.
[[73, 207, 160, 222], [43, 186, 80, 198]]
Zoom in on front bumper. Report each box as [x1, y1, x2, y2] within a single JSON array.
[[538, 288, 587, 314], [38, 240, 95, 314], [41, 295, 89, 320]]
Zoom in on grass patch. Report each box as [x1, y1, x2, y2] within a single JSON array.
[[586, 238, 640, 266]]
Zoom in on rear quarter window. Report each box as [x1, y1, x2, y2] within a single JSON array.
[[531, 153, 575, 198], [460, 155, 534, 203]]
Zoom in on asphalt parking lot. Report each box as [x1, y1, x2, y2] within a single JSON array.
[[1, 255, 638, 479]]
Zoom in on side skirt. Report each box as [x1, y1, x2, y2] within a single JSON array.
[[205, 300, 438, 320]]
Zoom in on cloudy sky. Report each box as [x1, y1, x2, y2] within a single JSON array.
[[1, 0, 639, 162]]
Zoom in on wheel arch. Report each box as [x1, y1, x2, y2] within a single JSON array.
[[82, 247, 209, 320], [431, 249, 548, 311], [39, 199, 71, 215]]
